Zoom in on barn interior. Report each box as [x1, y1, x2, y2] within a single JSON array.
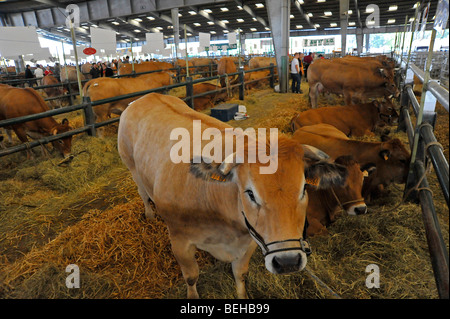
[[0, 0, 448, 302]]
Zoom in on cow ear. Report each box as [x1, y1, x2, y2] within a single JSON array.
[[51, 128, 58, 135], [378, 68, 387, 78], [302, 145, 348, 189], [360, 163, 376, 178], [61, 118, 69, 125], [379, 149, 390, 161]]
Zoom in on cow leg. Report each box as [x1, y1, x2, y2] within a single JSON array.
[[231, 244, 257, 299], [170, 237, 200, 299], [5, 129, 13, 144], [13, 127, 33, 159]]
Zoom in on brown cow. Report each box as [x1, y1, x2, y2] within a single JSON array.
[[83, 72, 173, 125], [190, 58, 216, 77], [290, 100, 399, 137], [217, 57, 238, 88], [306, 155, 374, 237], [292, 124, 410, 201], [60, 66, 85, 93], [341, 55, 396, 69], [118, 61, 174, 76], [41, 75, 68, 108], [186, 83, 229, 111], [0, 84, 72, 158], [248, 57, 276, 70], [175, 59, 194, 80], [307, 59, 399, 108], [244, 70, 271, 90], [118, 93, 348, 298]]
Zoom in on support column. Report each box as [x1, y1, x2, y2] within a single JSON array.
[[365, 33, 370, 53], [340, 0, 349, 56], [266, 0, 290, 93], [356, 28, 364, 56], [171, 8, 180, 59]]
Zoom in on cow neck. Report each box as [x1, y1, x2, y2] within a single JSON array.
[[344, 139, 382, 165], [353, 103, 378, 129]]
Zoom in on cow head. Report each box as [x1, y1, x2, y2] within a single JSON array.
[[363, 138, 410, 199], [50, 118, 73, 158], [331, 156, 375, 216], [377, 67, 398, 97], [190, 136, 348, 274], [373, 100, 399, 126]]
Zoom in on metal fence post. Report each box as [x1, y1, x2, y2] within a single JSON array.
[[66, 80, 74, 106], [176, 65, 181, 83], [83, 96, 96, 137], [238, 68, 245, 101], [269, 63, 275, 88], [186, 76, 194, 109]]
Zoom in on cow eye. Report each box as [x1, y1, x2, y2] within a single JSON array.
[[245, 190, 257, 203], [58, 140, 64, 145]]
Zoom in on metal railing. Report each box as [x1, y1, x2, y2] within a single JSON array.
[[0, 64, 276, 158], [396, 55, 449, 299]]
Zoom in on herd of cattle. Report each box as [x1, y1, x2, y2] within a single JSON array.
[[0, 54, 412, 298]]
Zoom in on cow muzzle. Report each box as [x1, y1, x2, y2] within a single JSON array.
[[241, 211, 311, 274]]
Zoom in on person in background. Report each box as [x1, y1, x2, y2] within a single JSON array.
[[97, 62, 104, 77], [34, 64, 44, 86], [44, 65, 53, 76], [303, 52, 314, 81], [53, 62, 60, 78], [290, 52, 302, 94], [105, 63, 114, 77], [25, 64, 36, 87], [123, 56, 130, 64], [90, 63, 100, 79]]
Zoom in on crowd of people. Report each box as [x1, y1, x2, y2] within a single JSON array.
[[290, 52, 325, 94]]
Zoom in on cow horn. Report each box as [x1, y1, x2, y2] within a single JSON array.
[[302, 144, 330, 160], [218, 152, 242, 176], [51, 128, 58, 135]]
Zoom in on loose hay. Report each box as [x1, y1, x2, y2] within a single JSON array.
[[0, 80, 448, 299]]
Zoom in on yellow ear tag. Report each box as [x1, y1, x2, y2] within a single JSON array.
[[362, 170, 369, 177], [211, 174, 226, 182], [305, 177, 320, 186], [383, 154, 389, 161]]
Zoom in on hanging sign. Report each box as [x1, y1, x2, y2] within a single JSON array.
[[434, 0, 449, 36], [83, 47, 97, 55], [303, 38, 335, 47]]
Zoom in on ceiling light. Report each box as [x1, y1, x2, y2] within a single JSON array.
[[193, 23, 201, 26], [413, 3, 419, 9], [156, 27, 163, 30], [134, 38, 140, 41], [133, 29, 141, 32], [147, 16, 155, 20], [387, 19, 396, 24], [347, 10, 353, 14], [307, 13, 313, 17], [367, 20, 375, 25], [134, 18, 142, 22], [255, 3, 264, 8], [237, 18, 244, 22], [251, 28, 258, 31], [330, 22, 337, 27], [317, 0, 326, 2], [290, 15, 295, 19], [389, 5, 398, 11], [221, 20, 229, 24], [220, 7, 229, 12], [296, 25, 303, 29], [314, 24, 320, 28], [298, 0, 304, 3], [324, 11, 332, 16], [409, 17, 414, 22], [210, 31, 216, 34], [188, 11, 197, 15], [366, 7, 375, 13], [207, 21, 214, 25], [112, 21, 119, 25], [265, 27, 270, 30], [203, 9, 212, 13], [237, 6, 243, 10], [223, 30, 229, 33], [348, 21, 356, 26]]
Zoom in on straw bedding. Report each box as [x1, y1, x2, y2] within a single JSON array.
[[0, 81, 448, 299]]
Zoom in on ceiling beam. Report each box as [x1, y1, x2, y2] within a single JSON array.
[[234, 0, 268, 28], [146, 11, 197, 35], [292, 0, 316, 29], [189, 6, 230, 31]]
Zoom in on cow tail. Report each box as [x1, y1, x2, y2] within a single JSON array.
[[83, 81, 93, 97]]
